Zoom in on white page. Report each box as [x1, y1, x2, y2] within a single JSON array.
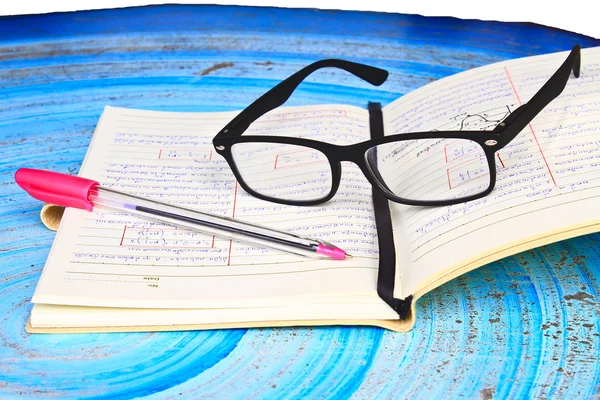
[[382, 46, 600, 296], [32, 105, 398, 320]]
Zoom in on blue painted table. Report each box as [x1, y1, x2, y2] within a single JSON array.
[[1, 5, 599, 398]]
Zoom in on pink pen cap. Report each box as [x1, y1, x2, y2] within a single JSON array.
[[15, 168, 99, 211]]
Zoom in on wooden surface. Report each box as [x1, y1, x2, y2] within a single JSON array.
[[1, 5, 600, 398]]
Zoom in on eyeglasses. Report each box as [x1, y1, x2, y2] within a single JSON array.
[[213, 46, 581, 207]]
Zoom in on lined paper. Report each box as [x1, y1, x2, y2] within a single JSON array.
[[383, 47, 600, 295], [32, 105, 397, 320]]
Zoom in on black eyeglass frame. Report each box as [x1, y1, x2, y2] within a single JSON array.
[[213, 46, 581, 207]]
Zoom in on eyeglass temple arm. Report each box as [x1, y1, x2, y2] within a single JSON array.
[[495, 44, 581, 148], [214, 59, 389, 138]]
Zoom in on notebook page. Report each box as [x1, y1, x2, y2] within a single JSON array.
[[32, 105, 397, 319], [382, 47, 600, 296]]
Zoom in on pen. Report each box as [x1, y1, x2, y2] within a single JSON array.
[[15, 168, 350, 260]]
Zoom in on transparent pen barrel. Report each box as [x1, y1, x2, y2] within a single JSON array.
[[89, 186, 323, 258]]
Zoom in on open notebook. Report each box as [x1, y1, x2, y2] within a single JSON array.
[[28, 46, 600, 333]]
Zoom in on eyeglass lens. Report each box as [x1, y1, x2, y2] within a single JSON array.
[[364, 138, 491, 202], [231, 142, 334, 202]]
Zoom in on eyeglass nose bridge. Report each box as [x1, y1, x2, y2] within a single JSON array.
[[331, 141, 428, 204], [323, 143, 395, 199]]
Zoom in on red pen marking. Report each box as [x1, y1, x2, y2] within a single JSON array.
[[227, 240, 233, 266], [504, 67, 557, 187], [231, 180, 238, 219], [120, 225, 127, 246], [158, 149, 162, 159], [504, 67, 522, 105], [227, 181, 239, 266], [497, 153, 505, 168]]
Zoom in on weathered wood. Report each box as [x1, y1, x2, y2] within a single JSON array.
[[0, 5, 599, 398]]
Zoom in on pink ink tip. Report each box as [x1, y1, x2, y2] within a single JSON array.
[[316, 244, 348, 260]]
